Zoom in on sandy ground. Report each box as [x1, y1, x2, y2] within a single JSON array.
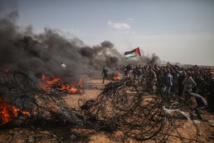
[[0, 77, 214, 143], [63, 77, 214, 143]]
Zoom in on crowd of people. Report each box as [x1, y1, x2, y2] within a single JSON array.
[[102, 64, 214, 119], [129, 64, 213, 117]]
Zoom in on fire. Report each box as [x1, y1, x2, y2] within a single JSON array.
[[113, 72, 120, 81], [0, 98, 30, 126], [40, 74, 61, 89], [59, 84, 83, 94], [40, 74, 84, 94]]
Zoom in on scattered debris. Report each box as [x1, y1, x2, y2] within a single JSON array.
[[0, 71, 212, 142]]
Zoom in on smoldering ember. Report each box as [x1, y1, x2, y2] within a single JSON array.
[[0, 16, 214, 143]]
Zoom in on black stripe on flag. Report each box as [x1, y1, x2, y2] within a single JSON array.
[[124, 48, 137, 55]]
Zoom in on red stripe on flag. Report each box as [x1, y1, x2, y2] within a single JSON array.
[[134, 47, 141, 56]]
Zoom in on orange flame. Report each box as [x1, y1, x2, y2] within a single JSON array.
[[40, 74, 61, 89], [40, 74, 84, 94], [0, 98, 30, 125], [113, 72, 120, 81], [58, 84, 83, 94]]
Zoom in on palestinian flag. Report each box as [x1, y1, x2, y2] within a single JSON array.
[[124, 47, 141, 59]]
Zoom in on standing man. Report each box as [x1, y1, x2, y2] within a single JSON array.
[[102, 66, 108, 84], [165, 70, 173, 99], [178, 71, 185, 96], [122, 67, 130, 80], [149, 67, 157, 94], [137, 65, 142, 85], [133, 65, 138, 80], [182, 71, 197, 98]]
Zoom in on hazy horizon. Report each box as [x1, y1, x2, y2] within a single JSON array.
[[1, 0, 214, 66]]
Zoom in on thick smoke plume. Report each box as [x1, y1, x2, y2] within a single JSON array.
[[0, 14, 123, 81], [0, 12, 162, 82], [142, 53, 161, 66]]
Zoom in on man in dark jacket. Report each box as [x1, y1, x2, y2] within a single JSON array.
[[102, 66, 108, 83], [178, 71, 185, 96]]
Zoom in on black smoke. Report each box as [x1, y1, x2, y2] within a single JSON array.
[[0, 13, 123, 81], [0, 11, 163, 82], [142, 53, 161, 66]]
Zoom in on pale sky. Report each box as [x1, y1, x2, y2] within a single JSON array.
[[1, 0, 214, 66]]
